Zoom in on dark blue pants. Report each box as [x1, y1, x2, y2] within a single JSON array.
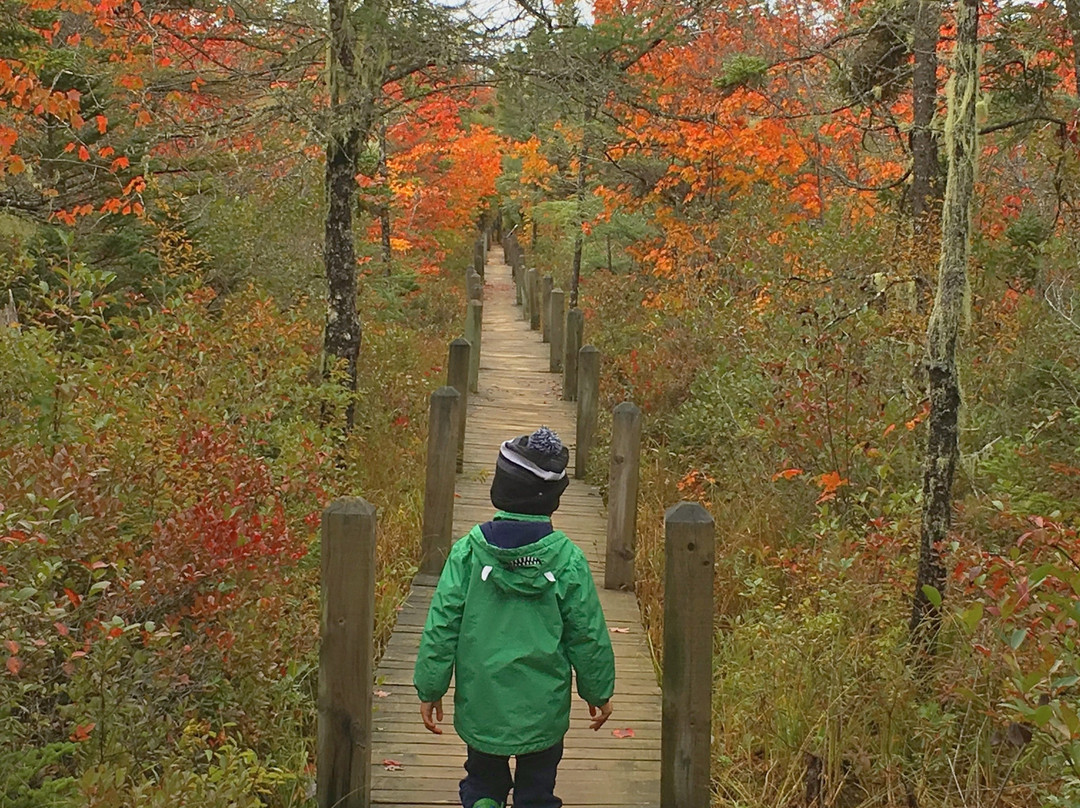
[[459, 741, 563, 808]]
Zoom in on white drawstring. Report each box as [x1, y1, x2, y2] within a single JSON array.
[[544, 572, 556, 583], [481, 565, 493, 581]]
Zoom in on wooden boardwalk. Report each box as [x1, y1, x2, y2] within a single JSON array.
[[369, 248, 661, 807]]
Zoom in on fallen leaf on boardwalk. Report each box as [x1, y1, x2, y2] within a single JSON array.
[[609, 627, 629, 633], [611, 728, 635, 739], [383, 759, 405, 771], [374, 690, 391, 698]]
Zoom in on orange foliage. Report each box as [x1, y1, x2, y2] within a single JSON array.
[[374, 91, 504, 259]]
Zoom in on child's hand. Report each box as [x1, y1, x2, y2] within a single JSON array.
[[588, 700, 613, 731], [420, 699, 444, 735]]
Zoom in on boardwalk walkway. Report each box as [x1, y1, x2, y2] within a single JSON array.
[[369, 247, 661, 807]]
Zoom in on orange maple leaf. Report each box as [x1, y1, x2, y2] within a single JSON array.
[[815, 471, 849, 503], [771, 468, 803, 481]]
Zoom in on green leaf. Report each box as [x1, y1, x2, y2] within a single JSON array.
[[922, 585, 942, 608], [1029, 564, 1055, 587], [89, 580, 111, 594], [1052, 675, 1080, 690], [961, 602, 983, 632], [1032, 704, 1053, 727], [1008, 627, 1028, 650]]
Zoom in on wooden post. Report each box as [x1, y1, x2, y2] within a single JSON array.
[[575, 345, 600, 479], [541, 275, 554, 343], [605, 402, 641, 590], [473, 236, 485, 279], [447, 338, 470, 473], [318, 497, 376, 808], [465, 300, 482, 394], [549, 288, 565, 374], [563, 307, 584, 401], [521, 268, 531, 322], [466, 269, 482, 302], [661, 502, 714, 808], [420, 387, 460, 577], [527, 269, 540, 330]]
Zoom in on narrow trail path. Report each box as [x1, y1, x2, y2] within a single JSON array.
[[369, 247, 661, 807]]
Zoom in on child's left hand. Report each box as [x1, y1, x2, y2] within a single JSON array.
[[420, 699, 444, 734]]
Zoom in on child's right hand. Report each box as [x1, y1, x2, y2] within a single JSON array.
[[420, 699, 444, 734], [588, 700, 613, 731]]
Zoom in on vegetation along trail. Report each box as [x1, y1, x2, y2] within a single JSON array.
[[1, 0, 1078, 804]]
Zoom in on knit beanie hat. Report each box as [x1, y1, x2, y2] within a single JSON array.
[[489, 426, 570, 515]]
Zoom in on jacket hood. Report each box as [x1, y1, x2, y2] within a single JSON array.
[[466, 525, 569, 597]]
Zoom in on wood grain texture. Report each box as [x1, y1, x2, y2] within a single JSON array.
[[320, 499, 377, 808], [605, 403, 641, 592], [370, 248, 661, 808], [660, 503, 714, 808]]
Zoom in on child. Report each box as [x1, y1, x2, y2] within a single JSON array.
[[413, 426, 616, 808]]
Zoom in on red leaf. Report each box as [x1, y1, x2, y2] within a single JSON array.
[[64, 588, 82, 607], [78, 145, 90, 161], [95, 115, 107, 135], [383, 759, 405, 771], [4, 640, 18, 654], [611, 728, 635, 739], [6, 656, 22, 675], [374, 689, 391, 698]]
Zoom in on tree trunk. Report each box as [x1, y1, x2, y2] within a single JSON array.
[[324, 0, 362, 430], [909, 0, 942, 226], [570, 102, 595, 309], [910, 0, 979, 655], [378, 123, 392, 270], [1066, 0, 1080, 96]]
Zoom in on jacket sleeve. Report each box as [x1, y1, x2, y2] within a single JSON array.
[[413, 539, 470, 703], [559, 550, 615, 707]]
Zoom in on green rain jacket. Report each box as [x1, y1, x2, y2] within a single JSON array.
[[413, 515, 616, 756]]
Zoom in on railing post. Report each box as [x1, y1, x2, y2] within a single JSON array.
[[528, 269, 541, 331], [465, 300, 483, 394], [521, 268, 531, 322], [420, 387, 460, 577], [318, 497, 376, 808], [466, 269, 482, 302], [447, 338, 471, 473], [541, 275, 553, 343], [549, 288, 565, 373], [605, 402, 641, 590], [661, 502, 714, 808], [563, 307, 584, 401], [575, 345, 600, 479], [473, 236, 485, 279]]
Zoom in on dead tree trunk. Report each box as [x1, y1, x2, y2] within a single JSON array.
[[910, 0, 979, 655], [909, 0, 942, 226], [379, 123, 392, 270]]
